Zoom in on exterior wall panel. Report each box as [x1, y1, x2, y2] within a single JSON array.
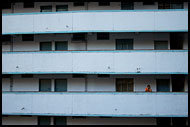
[[2, 10, 188, 35], [2, 92, 188, 117], [2, 51, 188, 74]]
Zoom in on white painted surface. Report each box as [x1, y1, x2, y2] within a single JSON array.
[[2, 51, 188, 74], [2, 10, 188, 34], [2, 92, 188, 116]]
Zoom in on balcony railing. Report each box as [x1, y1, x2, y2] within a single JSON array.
[[2, 92, 188, 117], [2, 9, 188, 35], [2, 50, 188, 74]]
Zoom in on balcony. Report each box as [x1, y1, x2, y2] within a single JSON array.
[[2, 9, 188, 35], [2, 92, 188, 117], [2, 50, 188, 74]]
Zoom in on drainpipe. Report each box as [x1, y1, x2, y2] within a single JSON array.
[[10, 75, 13, 91], [85, 75, 88, 92]]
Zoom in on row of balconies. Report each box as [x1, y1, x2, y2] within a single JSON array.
[[2, 50, 188, 74], [2, 9, 188, 35], [2, 92, 188, 117]]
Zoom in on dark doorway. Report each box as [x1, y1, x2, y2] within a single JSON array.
[[156, 79, 170, 92], [170, 33, 184, 49], [172, 75, 185, 92], [172, 117, 187, 126], [157, 117, 171, 125]]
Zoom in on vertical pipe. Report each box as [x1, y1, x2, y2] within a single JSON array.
[[10, 75, 13, 91], [85, 75, 88, 92]]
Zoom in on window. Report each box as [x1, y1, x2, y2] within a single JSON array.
[[172, 75, 185, 92], [21, 74, 33, 78], [158, 2, 170, 9], [23, 2, 34, 8], [39, 79, 51, 92], [55, 41, 68, 50], [72, 33, 86, 41], [97, 74, 110, 78], [22, 34, 34, 41], [40, 6, 52, 12], [2, 74, 12, 78], [156, 79, 170, 92], [72, 74, 86, 78], [2, 35, 11, 42], [121, 2, 134, 10], [56, 5, 68, 11], [54, 117, 67, 125], [143, 2, 155, 5], [171, 2, 184, 9], [73, 2, 85, 6], [157, 118, 171, 125], [116, 78, 134, 92], [55, 79, 67, 92], [2, 3, 11, 9], [116, 39, 133, 50], [38, 116, 51, 125], [97, 33, 109, 40], [40, 42, 52, 51], [99, 2, 110, 6], [154, 41, 168, 50]]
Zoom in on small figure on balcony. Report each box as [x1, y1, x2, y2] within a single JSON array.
[[145, 85, 152, 92]]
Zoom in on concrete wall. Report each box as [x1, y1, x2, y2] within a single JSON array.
[[2, 116, 157, 125], [2, 92, 188, 117], [2, 51, 188, 74], [2, 10, 188, 35], [2, 2, 189, 14]]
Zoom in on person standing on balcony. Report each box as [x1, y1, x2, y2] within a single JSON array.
[[145, 85, 152, 92]]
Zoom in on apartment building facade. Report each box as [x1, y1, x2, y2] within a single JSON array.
[[2, 2, 188, 125]]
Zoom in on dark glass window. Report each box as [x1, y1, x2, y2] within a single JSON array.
[[158, 2, 170, 9], [2, 35, 11, 42], [73, 2, 85, 6], [171, 2, 184, 9], [72, 33, 86, 41], [143, 2, 155, 5], [99, 2, 110, 6], [156, 79, 170, 92], [116, 39, 133, 50], [38, 116, 51, 125], [2, 3, 11, 9], [154, 41, 168, 50], [97, 74, 110, 78], [40, 42, 52, 51], [39, 79, 51, 92], [116, 78, 134, 92], [97, 33, 109, 40], [72, 74, 86, 78], [21, 74, 33, 78], [56, 5, 68, 11], [121, 2, 134, 10], [55, 41, 68, 50], [54, 117, 67, 125], [22, 34, 34, 41], [24, 2, 34, 8], [40, 6, 52, 12], [55, 79, 67, 92]]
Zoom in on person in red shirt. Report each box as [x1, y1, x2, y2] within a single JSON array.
[[145, 85, 152, 92]]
